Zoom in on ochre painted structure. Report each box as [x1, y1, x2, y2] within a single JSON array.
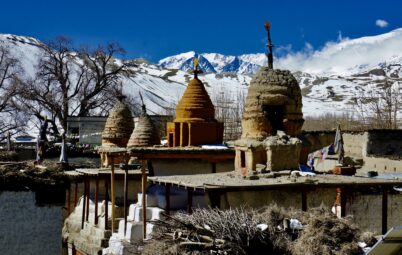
[[235, 25, 304, 174], [167, 60, 223, 147], [241, 68, 304, 139], [127, 104, 160, 148], [100, 97, 134, 166]]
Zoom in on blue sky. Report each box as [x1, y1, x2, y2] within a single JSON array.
[[1, 0, 401, 62]]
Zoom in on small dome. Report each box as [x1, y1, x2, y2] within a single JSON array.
[[242, 67, 304, 139], [127, 106, 160, 147], [174, 78, 215, 122], [102, 99, 134, 147]]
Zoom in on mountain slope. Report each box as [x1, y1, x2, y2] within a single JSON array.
[[1, 28, 402, 123]]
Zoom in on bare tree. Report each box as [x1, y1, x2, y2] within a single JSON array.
[[17, 37, 130, 134], [74, 43, 129, 117], [352, 79, 401, 129], [213, 86, 245, 140], [0, 45, 26, 141]]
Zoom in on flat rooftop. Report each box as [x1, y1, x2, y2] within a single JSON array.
[[148, 171, 402, 191]]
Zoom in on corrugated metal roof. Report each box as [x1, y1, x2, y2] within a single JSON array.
[[368, 226, 402, 255]]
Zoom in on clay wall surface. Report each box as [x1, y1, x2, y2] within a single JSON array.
[[220, 188, 402, 234], [343, 132, 366, 159], [361, 157, 402, 172], [152, 158, 233, 176], [366, 130, 402, 157], [301, 131, 335, 153], [0, 191, 63, 255], [266, 143, 301, 171]]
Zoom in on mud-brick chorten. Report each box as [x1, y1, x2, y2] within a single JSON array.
[[235, 22, 304, 173], [241, 68, 304, 140], [167, 57, 223, 147], [101, 96, 134, 147], [127, 101, 160, 147]]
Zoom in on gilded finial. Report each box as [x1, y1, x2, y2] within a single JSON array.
[[264, 21, 274, 69], [192, 56, 203, 79]]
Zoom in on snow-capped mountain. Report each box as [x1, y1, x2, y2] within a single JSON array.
[[159, 51, 266, 75], [1, 28, 402, 124], [159, 28, 402, 76]]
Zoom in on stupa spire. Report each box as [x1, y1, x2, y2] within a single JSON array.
[[192, 56, 203, 79], [264, 21, 274, 69]]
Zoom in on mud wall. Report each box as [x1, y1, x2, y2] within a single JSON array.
[[219, 188, 402, 234]]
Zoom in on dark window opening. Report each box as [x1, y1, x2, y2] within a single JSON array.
[[263, 105, 284, 134], [240, 151, 246, 168], [168, 133, 174, 147], [70, 127, 79, 135]]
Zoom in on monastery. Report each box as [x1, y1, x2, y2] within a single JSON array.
[[61, 23, 402, 255]]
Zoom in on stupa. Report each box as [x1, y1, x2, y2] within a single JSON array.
[[235, 22, 304, 174], [100, 95, 134, 166], [127, 95, 160, 148], [166, 57, 223, 147]]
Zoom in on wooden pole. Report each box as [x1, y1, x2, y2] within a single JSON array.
[[187, 188, 193, 214], [124, 158, 129, 236], [141, 159, 147, 239], [211, 162, 216, 173], [105, 177, 109, 230], [86, 178, 90, 222], [340, 188, 347, 217], [301, 190, 307, 212], [111, 156, 116, 232], [95, 175, 99, 225], [67, 185, 71, 215], [382, 187, 388, 234], [165, 184, 171, 215], [81, 177, 87, 229], [74, 182, 78, 206]]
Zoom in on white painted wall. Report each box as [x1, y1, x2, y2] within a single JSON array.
[[0, 191, 63, 255]]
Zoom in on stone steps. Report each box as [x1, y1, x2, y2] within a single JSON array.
[[127, 204, 164, 222]]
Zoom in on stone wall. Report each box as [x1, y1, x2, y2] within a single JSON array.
[[301, 130, 402, 173], [152, 158, 233, 176], [343, 132, 365, 159], [219, 188, 402, 234], [366, 130, 402, 157], [0, 191, 63, 255]]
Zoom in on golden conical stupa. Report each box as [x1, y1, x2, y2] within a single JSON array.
[[166, 57, 223, 147]]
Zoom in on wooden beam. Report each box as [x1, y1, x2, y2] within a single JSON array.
[[187, 188, 193, 214], [211, 162, 216, 173], [74, 182, 78, 206], [105, 177, 109, 230], [301, 190, 307, 212], [340, 188, 347, 218], [139, 153, 234, 160], [124, 158, 129, 236], [165, 184, 171, 215], [81, 177, 87, 229], [207, 190, 221, 209], [382, 187, 388, 234], [86, 178, 90, 222], [141, 160, 147, 239], [95, 175, 99, 225], [111, 157, 116, 232], [67, 185, 71, 215]]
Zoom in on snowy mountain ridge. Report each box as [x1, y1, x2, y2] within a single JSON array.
[[159, 28, 402, 76], [1, 28, 402, 123]]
